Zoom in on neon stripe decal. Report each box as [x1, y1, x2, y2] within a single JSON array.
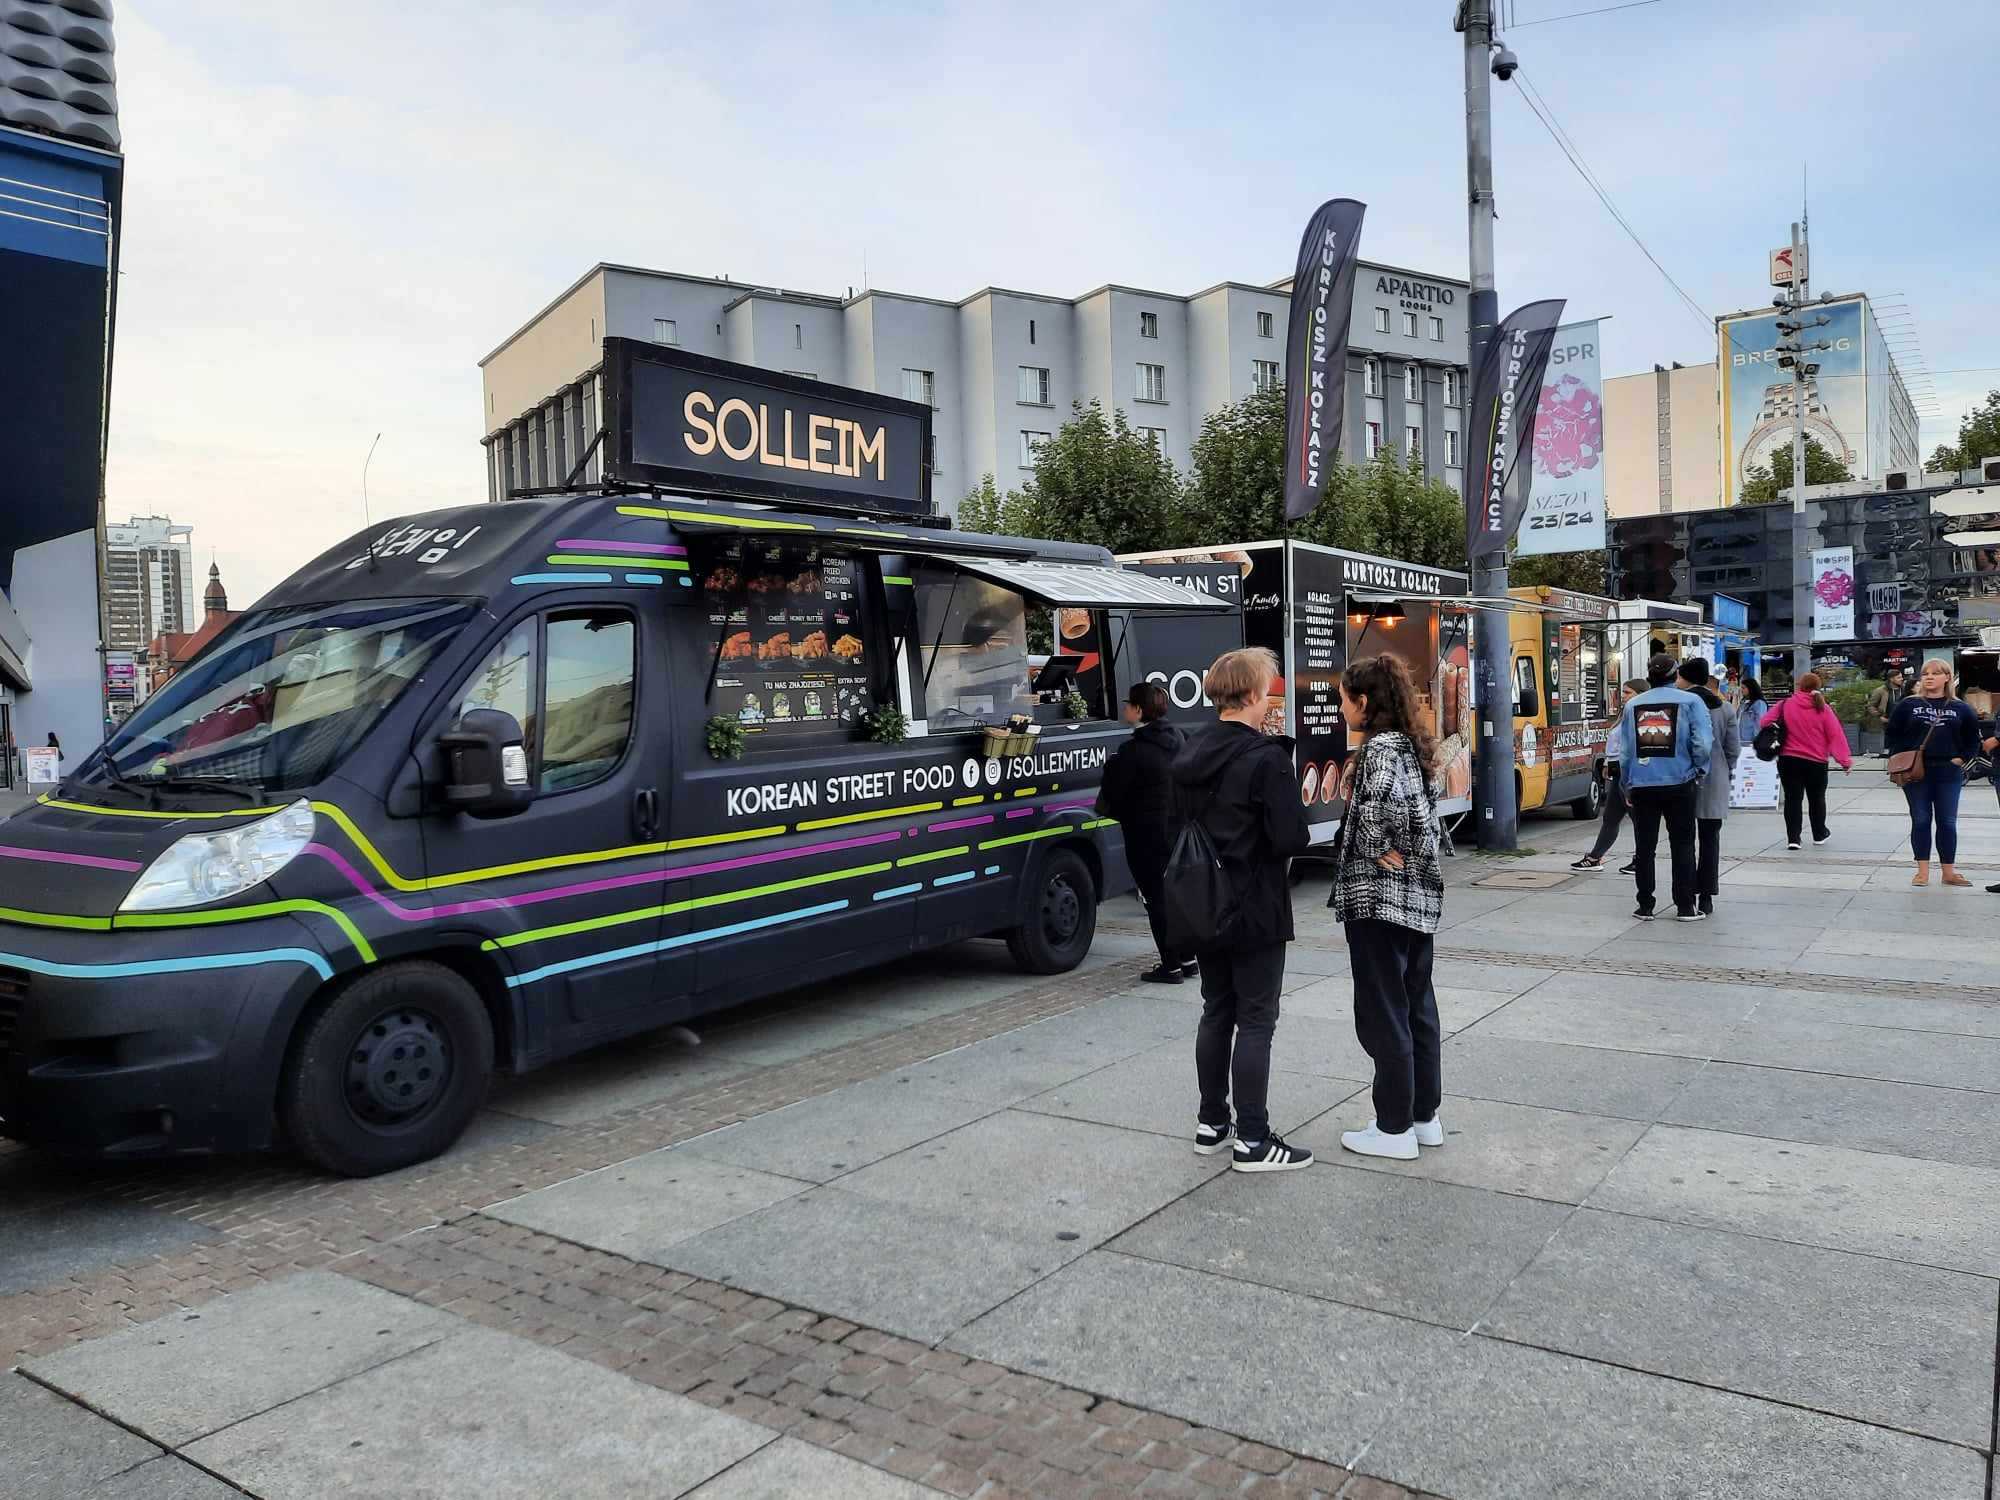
[[625, 574, 665, 586], [615, 505, 813, 532], [487, 859, 894, 950], [0, 905, 111, 931], [555, 539, 687, 554], [872, 883, 922, 901], [926, 815, 993, 833], [513, 572, 613, 585], [932, 871, 975, 888], [979, 826, 1080, 851], [951, 795, 984, 807], [547, 554, 689, 571], [883, 575, 914, 586], [0, 946, 332, 982], [983, 865, 1001, 875], [116, 900, 376, 964], [796, 801, 943, 832], [1005, 807, 1037, 820], [896, 844, 969, 869], [505, 900, 849, 988], [1012, 787, 1040, 798], [0, 843, 143, 873], [38, 795, 282, 822]]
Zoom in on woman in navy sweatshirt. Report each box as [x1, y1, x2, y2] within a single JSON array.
[[1886, 659, 1982, 887]]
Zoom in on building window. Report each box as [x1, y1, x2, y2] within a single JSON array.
[[1363, 357, 1381, 397], [1403, 364, 1423, 402], [1136, 363, 1166, 403], [902, 368, 936, 406], [1020, 430, 1051, 467], [1428, 315, 1445, 342], [1444, 429, 1461, 468], [1365, 421, 1382, 459], [1028, 318, 1037, 345], [1402, 310, 1419, 337], [1252, 359, 1281, 394], [1140, 426, 1168, 451], [1444, 369, 1463, 407], [794, 323, 803, 349], [1140, 311, 1159, 339], [1373, 307, 1391, 333], [653, 318, 678, 345], [1406, 426, 1423, 468], [1257, 310, 1275, 339], [1018, 366, 1050, 405]]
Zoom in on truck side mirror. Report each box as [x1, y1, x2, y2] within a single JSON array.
[[438, 708, 533, 819]]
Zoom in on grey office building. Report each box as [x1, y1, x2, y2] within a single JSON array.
[[479, 261, 1471, 516]]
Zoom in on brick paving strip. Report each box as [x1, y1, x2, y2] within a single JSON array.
[[340, 1214, 1442, 1500]]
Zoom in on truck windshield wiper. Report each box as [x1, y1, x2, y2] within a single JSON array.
[[70, 757, 159, 809], [134, 774, 267, 804]]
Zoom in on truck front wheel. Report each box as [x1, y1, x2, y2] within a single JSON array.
[[282, 961, 493, 1177], [1006, 847, 1098, 974], [1571, 770, 1604, 820]]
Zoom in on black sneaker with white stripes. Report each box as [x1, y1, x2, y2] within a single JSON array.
[[1193, 1122, 1234, 1156], [1231, 1134, 1314, 1173]]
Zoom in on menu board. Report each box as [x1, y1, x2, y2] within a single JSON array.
[[1290, 564, 1353, 826], [700, 542, 873, 732]]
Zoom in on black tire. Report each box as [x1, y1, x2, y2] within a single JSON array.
[[1570, 771, 1604, 821], [1006, 847, 1098, 974], [281, 960, 493, 1177]]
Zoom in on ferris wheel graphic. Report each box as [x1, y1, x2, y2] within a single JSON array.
[[1736, 377, 1855, 487]]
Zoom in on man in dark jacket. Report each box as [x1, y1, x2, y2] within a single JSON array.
[[1098, 681, 1192, 983], [1172, 648, 1314, 1173]]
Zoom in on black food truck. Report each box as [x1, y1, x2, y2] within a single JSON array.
[[1120, 541, 1474, 841], [0, 342, 1223, 1175]]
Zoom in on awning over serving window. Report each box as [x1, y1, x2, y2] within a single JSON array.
[[912, 555, 1233, 612]]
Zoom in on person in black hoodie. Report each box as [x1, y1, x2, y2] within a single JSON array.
[[1098, 680, 1193, 983], [1172, 647, 1315, 1173]]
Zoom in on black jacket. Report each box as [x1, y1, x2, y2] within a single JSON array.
[[1098, 718, 1186, 868], [1171, 721, 1313, 949]]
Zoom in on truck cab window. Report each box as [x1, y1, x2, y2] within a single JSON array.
[[1513, 655, 1540, 718], [458, 621, 535, 749], [541, 610, 635, 791], [915, 571, 1037, 726], [694, 540, 875, 737]]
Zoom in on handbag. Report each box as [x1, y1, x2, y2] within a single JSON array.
[[1885, 711, 1938, 788], [1751, 700, 1786, 763]]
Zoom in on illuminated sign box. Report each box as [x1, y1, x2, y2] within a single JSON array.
[[603, 340, 934, 519]]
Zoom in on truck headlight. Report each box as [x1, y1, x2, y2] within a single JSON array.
[[119, 799, 318, 913]]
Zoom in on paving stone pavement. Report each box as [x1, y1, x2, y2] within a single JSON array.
[[5, 794, 2000, 1498]]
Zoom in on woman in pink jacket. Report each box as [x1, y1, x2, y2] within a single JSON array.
[[1759, 671, 1853, 850]]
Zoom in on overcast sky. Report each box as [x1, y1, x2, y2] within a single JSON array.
[[105, 0, 2000, 603]]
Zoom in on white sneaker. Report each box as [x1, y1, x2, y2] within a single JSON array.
[[1341, 1123, 1420, 1160], [1413, 1115, 1445, 1148]]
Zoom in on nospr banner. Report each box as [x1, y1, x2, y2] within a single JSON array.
[[1517, 319, 1604, 557], [1810, 546, 1855, 640], [1282, 199, 1366, 522], [1467, 299, 1567, 558]]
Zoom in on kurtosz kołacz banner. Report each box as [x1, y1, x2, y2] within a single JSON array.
[[1283, 198, 1367, 522], [1467, 298, 1566, 557]]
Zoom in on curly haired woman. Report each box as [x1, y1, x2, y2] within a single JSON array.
[[1326, 655, 1446, 1161]]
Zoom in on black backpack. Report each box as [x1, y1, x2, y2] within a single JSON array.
[[1752, 701, 1786, 762], [1160, 741, 1254, 949]]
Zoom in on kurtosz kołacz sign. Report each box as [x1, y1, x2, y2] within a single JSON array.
[[606, 341, 934, 516]]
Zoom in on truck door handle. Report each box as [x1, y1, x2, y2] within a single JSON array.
[[632, 787, 658, 838]]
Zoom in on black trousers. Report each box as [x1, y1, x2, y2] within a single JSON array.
[[1696, 816, 1723, 901], [1587, 770, 1628, 860], [1345, 919, 1442, 1136], [1194, 941, 1285, 1142], [1628, 781, 1699, 915], [1777, 758, 1830, 845], [1130, 849, 1191, 970]]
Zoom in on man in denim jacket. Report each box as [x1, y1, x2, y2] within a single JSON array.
[[1615, 653, 1714, 923]]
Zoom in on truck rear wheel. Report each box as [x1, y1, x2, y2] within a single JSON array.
[[1571, 772, 1604, 820], [1006, 847, 1097, 974], [282, 961, 493, 1177]]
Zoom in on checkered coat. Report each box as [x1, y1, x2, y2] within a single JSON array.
[[1327, 732, 1445, 935]]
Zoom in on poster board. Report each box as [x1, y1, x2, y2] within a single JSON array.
[[23, 746, 59, 785], [1729, 747, 1777, 809]]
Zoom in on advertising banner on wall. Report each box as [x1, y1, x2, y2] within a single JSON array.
[[1282, 199, 1366, 522], [1517, 320, 1605, 557], [1810, 545, 1855, 639], [1467, 299, 1567, 558], [1718, 299, 1863, 506]]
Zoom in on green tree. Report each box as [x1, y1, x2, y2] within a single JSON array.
[[1013, 399, 1180, 556], [1508, 546, 1606, 594], [955, 473, 1013, 534], [1740, 437, 1852, 505], [1925, 389, 2000, 473]]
